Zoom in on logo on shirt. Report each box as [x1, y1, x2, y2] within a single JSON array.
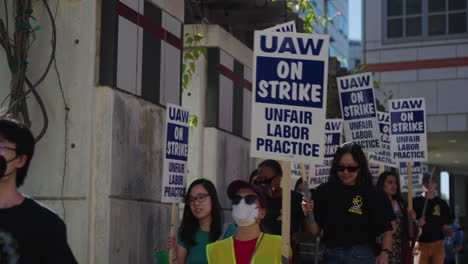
[[0, 230, 19, 263], [348, 195, 364, 215], [433, 204, 441, 216]]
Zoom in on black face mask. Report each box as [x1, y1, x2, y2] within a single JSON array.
[[0, 155, 16, 179], [0, 156, 7, 179]]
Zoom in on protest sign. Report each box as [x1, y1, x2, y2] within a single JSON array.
[[368, 112, 397, 167], [389, 98, 427, 162], [399, 162, 423, 193], [291, 162, 311, 178], [250, 31, 329, 164], [370, 162, 381, 185], [263, 20, 296, 32], [337, 73, 381, 152], [308, 119, 343, 188], [161, 104, 189, 203]]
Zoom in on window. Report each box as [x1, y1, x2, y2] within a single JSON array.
[[385, 0, 468, 41]]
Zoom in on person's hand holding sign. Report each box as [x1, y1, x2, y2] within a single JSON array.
[[301, 197, 314, 215]]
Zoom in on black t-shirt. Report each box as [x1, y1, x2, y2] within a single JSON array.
[[413, 196, 450, 243], [0, 197, 78, 264], [313, 182, 393, 248], [262, 190, 305, 235]]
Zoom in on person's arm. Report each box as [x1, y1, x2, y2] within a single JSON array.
[[376, 230, 392, 264], [176, 244, 188, 264], [301, 197, 321, 237], [45, 219, 78, 264], [292, 217, 318, 243]]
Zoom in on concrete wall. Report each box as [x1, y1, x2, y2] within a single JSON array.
[[0, 0, 184, 263], [182, 25, 256, 219], [92, 87, 174, 264], [0, 0, 97, 262]]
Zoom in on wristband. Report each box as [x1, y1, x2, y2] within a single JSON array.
[[381, 248, 392, 257]]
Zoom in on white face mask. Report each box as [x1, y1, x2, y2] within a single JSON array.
[[232, 199, 259, 227]]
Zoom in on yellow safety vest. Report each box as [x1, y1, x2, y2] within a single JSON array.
[[206, 233, 283, 264]]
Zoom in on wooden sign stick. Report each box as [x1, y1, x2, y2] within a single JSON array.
[[406, 162, 414, 237], [299, 163, 309, 197], [169, 203, 177, 264], [281, 161, 291, 264]]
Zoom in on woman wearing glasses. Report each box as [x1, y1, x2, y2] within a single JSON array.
[[207, 180, 284, 263], [167, 179, 237, 264], [302, 142, 394, 264]]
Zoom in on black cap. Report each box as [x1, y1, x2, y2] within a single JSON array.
[[227, 180, 267, 208]]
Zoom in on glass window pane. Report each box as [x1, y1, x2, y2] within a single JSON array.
[[428, 14, 446, 35], [328, 3, 335, 18], [449, 13, 467, 33], [406, 17, 422, 36], [449, 0, 466, 10], [388, 0, 403, 16], [388, 19, 403, 38], [429, 0, 446, 12], [406, 0, 422, 14]]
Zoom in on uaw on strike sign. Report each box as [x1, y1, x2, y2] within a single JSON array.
[[161, 104, 189, 203], [337, 73, 380, 152], [389, 98, 427, 162], [309, 119, 343, 188], [250, 31, 329, 163], [369, 112, 396, 167]]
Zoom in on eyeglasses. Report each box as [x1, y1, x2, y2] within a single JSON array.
[[231, 195, 258, 205], [187, 193, 210, 205], [0, 144, 16, 153], [337, 166, 360, 173]]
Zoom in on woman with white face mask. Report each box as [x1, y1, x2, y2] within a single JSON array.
[[206, 180, 285, 264]]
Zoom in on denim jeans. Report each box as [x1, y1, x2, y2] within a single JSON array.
[[322, 244, 375, 264]]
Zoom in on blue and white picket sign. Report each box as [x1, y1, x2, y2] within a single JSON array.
[[389, 98, 427, 162], [370, 162, 381, 185], [368, 112, 397, 167], [399, 162, 424, 193], [308, 119, 343, 188], [422, 164, 429, 174], [161, 104, 190, 203], [337, 73, 381, 152], [263, 20, 296, 33], [251, 31, 329, 163], [291, 162, 311, 178]]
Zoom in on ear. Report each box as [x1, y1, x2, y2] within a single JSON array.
[[14, 154, 28, 169]]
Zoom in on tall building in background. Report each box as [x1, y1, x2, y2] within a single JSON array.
[[348, 39, 362, 69], [363, 0, 468, 238], [312, 0, 358, 68]]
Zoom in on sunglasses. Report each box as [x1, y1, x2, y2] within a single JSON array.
[[231, 195, 258, 205], [337, 166, 360, 173]]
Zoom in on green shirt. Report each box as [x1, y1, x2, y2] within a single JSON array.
[[178, 223, 237, 264]]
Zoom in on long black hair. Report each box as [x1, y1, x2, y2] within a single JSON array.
[[179, 179, 222, 247], [328, 142, 373, 187], [376, 171, 404, 203]]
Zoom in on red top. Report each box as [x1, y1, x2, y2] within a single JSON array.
[[233, 237, 259, 264]]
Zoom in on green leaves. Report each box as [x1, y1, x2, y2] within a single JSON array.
[[189, 115, 199, 127], [182, 33, 207, 90]]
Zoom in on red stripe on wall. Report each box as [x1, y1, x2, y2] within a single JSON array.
[[365, 57, 468, 72], [218, 64, 252, 91], [117, 2, 182, 50]]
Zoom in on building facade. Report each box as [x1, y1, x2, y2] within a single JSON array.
[[312, 0, 352, 67], [363, 0, 468, 233]]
